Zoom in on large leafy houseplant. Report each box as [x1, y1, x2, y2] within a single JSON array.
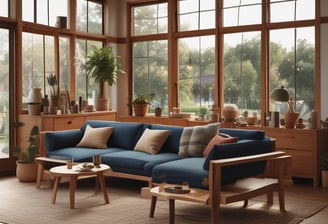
[[84, 46, 124, 110], [14, 125, 40, 182]]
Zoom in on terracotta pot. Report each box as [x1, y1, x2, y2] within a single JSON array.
[[27, 104, 41, 115], [284, 112, 299, 129], [16, 162, 37, 182], [322, 170, 328, 188], [154, 107, 162, 117], [133, 104, 149, 116], [94, 98, 109, 111]]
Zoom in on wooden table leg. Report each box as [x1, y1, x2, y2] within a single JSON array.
[[69, 176, 77, 209], [51, 176, 61, 204], [169, 199, 175, 224], [36, 162, 44, 188], [149, 196, 157, 218], [97, 172, 109, 204]]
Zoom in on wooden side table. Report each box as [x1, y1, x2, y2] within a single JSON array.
[[149, 184, 209, 224], [49, 164, 110, 209]]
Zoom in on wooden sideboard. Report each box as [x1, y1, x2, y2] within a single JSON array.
[[240, 126, 328, 187], [17, 111, 117, 156]]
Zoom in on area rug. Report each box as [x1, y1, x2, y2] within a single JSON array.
[[0, 177, 327, 224]]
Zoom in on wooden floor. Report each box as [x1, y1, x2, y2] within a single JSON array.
[[301, 206, 328, 223]]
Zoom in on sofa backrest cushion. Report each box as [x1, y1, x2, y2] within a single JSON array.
[[219, 128, 265, 140], [150, 124, 184, 154], [82, 121, 148, 150], [203, 138, 273, 185], [46, 129, 84, 152], [179, 123, 219, 157]]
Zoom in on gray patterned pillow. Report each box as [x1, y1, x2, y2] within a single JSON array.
[[178, 123, 219, 157]]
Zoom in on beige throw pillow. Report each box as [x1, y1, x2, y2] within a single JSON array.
[[76, 125, 114, 148], [134, 128, 170, 154]]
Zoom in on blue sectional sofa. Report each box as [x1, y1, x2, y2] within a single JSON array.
[[43, 120, 275, 190]]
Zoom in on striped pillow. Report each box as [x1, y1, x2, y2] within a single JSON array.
[[178, 123, 219, 157]]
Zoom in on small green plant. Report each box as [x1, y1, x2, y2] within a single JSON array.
[[322, 152, 328, 171], [128, 93, 155, 106], [47, 73, 59, 99], [14, 125, 39, 164]]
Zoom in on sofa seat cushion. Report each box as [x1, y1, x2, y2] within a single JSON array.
[[101, 151, 181, 177], [82, 121, 148, 150], [46, 147, 124, 162], [152, 158, 209, 189]]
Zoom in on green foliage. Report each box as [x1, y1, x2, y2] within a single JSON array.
[[14, 125, 39, 164], [129, 94, 155, 106], [46, 73, 59, 98], [84, 46, 124, 98]]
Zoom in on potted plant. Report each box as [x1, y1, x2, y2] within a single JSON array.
[[47, 73, 59, 113], [321, 152, 328, 188], [129, 94, 152, 116], [84, 46, 124, 111], [14, 125, 40, 182]]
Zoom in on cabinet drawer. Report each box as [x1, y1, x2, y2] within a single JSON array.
[[53, 117, 85, 131], [85, 114, 116, 121], [269, 131, 314, 151], [281, 148, 313, 178]]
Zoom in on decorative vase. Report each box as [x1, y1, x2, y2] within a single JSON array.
[[94, 98, 109, 111], [27, 103, 41, 115], [222, 104, 239, 122], [284, 98, 299, 129], [133, 104, 149, 116], [16, 162, 37, 182], [154, 107, 162, 117]]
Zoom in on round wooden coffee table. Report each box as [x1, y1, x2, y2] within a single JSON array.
[[50, 164, 110, 209]]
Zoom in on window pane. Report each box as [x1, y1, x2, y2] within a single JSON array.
[[178, 36, 215, 118], [22, 33, 55, 106], [270, 0, 315, 23], [178, 0, 215, 31], [75, 39, 102, 101], [0, 0, 8, 17], [23, 0, 34, 22], [133, 3, 168, 36], [223, 0, 261, 27], [59, 37, 70, 91], [269, 27, 315, 120], [77, 0, 103, 34], [133, 41, 168, 115], [49, 0, 68, 27], [223, 32, 261, 117], [0, 28, 9, 159], [36, 0, 48, 25]]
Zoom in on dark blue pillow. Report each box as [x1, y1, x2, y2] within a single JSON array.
[[150, 124, 184, 153]]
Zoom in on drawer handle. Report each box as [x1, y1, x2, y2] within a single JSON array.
[[67, 120, 72, 125]]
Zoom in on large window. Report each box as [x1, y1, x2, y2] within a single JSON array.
[[76, 0, 103, 34], [223, 32, 261, 116], [23, 0, 68, 27], [0, 28, 9, 159], [269, 27, 315, 119], [133, 3, 168, 35], [75, 39, 103, 101], [178, 36, 215, 117], [133, 41, 168, 114], [22, 33, 55, 105], [0, 0, 8, 17], [130, 0, 318, 123], [178, 0, 215, 31]]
